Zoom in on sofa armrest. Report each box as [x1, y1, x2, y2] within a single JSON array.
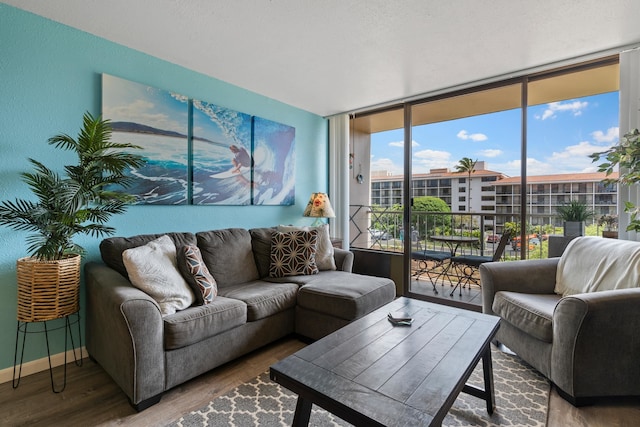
[[551, 288, 640, 398], [480, 258, 559, 315], [85, 262, 165, 407], [333, 248, 354, 272]]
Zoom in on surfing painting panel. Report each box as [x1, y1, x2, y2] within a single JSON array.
[[102, 73, 189, 205], [252, 117, 295, 205], [192, 100, 252, 205]]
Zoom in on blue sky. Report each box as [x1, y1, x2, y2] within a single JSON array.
[[371, 91, 620, 177]]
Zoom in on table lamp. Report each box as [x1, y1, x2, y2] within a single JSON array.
[[303, 192, 335, 226]]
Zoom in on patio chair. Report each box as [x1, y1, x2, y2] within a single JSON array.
[[411, 249, 452, 293], [449, 231, 511, 296]]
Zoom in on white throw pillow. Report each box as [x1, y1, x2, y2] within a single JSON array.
[[277, 224, 336, 271], [123, 235, 195, 316]]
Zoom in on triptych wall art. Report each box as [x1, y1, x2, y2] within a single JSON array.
[[101, 73, 295, 205]]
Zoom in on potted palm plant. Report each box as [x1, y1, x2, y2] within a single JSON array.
[[0, 112, 145, 321], [555, 200, 594, 238]]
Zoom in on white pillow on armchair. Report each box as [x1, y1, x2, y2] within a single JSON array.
[[554, 236, 640, 296]]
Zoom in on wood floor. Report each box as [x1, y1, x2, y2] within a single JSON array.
[[1, 336, 639, 426], [0, 338, 306, 427]]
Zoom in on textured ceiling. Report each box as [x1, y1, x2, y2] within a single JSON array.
[[5, 0, 640, 117]]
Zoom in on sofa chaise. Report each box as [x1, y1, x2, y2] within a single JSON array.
[[480, 236, 640, 405], [85, 226, 396, 410]]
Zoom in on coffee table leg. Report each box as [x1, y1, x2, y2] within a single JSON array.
[[481, 347, 496, 414], [292, 396, 312, 426]]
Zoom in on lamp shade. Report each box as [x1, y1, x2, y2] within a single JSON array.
[[303, 192, 335, 218]]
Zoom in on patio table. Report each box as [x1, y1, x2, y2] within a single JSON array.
[[430, 235, 479, 256]]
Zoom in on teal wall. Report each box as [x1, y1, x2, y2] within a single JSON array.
[[0, 4, 328, 370]]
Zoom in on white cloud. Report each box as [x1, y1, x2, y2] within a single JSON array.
[[412, 149, 452, 173], [496, 140, 606, 176], [413, 149, 451, 161], [492, 158, 555, 177], [370, 157, 402, 175], [549, 141, 602, 161], [592, 127, 619, 143], [540, 110, 554, 120], [375, 126, 611, 179], [479, 149, 502, 158], [457, 130, 488, 141], [536, 100, 588, 120], [544, 141, 608, 173], [525, 158, 555, 175], [389, 140, 419, 148]]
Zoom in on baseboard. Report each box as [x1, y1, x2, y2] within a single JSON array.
[[0, 346, 87, 385]]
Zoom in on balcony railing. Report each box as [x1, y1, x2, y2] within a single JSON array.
[[348, 204, 584, 260]]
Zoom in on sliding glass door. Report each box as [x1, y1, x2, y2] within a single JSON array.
[[407, 84, 522, 299]]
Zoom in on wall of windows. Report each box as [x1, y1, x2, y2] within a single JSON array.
[[349, 57, 620, 297]]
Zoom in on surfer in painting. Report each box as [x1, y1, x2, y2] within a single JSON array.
[[229, 145, 252, 173]]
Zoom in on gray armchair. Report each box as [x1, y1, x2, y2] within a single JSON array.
[[480, 238, 640, 406]]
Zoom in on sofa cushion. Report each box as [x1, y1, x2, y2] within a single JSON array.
[[122, 235, 195, 316], [277, 224, 336, 271], [269, 230, 319, 277], [492, 291, 561, 343], [296, 271, 396, 320], [163, 297, 247, 350], [217, 280, 299, 321], [100, 232, 196, 278], [265, 272, 325, 286], [177, 244, 218, 305], [555, 236, 640, 296], [196, 228, 260, 288], [249, 227, 276, 278]]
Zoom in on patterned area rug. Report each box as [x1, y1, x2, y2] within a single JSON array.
[[169, 346, 549, 427]]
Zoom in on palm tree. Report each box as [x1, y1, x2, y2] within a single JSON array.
[[455, 157, 477, 213]]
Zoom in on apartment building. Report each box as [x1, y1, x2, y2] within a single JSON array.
[[371, 164, 618, 228], [371, 161, 506, 213], [494, 172, 618, 227]]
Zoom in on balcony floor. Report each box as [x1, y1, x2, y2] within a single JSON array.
[[409, 277, 483, 312]]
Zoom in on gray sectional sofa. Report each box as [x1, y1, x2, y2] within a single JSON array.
[[85, 227, 396, 410]]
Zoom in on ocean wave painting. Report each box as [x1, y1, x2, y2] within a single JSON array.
[[102, 74, 189, 205], [192, 100, 252, 205], [252, 117, 295, 205], [101, 74, 296, 206]]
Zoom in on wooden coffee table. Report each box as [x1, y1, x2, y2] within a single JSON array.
[[270, 297, 500, 426]]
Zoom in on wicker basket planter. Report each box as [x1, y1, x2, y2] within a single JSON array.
[[16, 254, 81, 322]]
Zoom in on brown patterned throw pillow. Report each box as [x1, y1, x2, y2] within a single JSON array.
[[269, 230, 319, 277], [177, 245, 217, 305], [277, 224, 336, 271]]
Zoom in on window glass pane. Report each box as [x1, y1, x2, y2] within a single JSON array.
[[350, 108, 404, 251], [527, 90, 619, 249]]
